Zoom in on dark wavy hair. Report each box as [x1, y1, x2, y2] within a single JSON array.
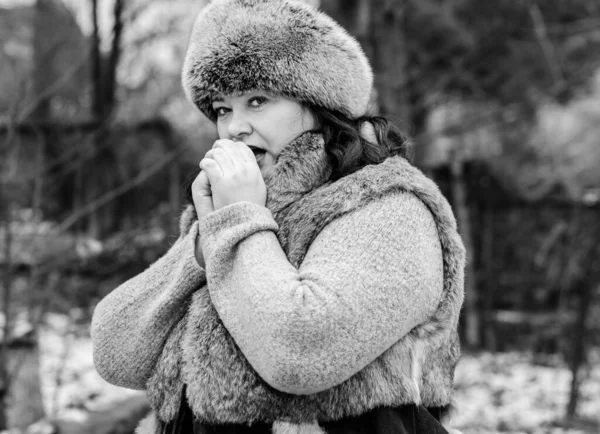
[[183, 106, 413, 205], [307, 106, 413, 182]]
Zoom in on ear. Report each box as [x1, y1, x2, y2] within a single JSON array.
[[359, 121, 378, 144]]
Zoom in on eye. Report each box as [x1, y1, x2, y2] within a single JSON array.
[[248, 96, 268, 108], [213, 106, 230, 117]]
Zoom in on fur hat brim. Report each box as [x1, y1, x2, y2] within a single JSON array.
[[182, 0, 373, 121]]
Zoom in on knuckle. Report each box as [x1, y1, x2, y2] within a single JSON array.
[[213, 139, 232, 149]]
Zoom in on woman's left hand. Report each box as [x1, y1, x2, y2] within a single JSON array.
[[199, 139, 267, 211]]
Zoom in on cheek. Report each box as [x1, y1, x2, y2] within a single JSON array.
[[216, 123, 227, 139], [302, 114, 317, 130]]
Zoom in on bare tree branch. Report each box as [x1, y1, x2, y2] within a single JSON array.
[[54, 149, 179, 233], [530, 5, 566, 91], [16, 52, 89, 122]]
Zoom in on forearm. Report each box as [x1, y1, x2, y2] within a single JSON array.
[[92, 222, 205, 389], [199, 196, 443, 395]]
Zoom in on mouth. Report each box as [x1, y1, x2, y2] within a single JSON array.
[[247, 145, 267, 164]]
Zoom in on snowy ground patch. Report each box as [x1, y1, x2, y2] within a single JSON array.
[[452, 352, 600, 433]]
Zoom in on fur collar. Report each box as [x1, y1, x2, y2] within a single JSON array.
[[146, 132, 465, 426]]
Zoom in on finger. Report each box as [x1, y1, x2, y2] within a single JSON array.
[[192, 169, 211, 191], [199, 157, 224, 181], [235, 141, 257, 163], [203, 148, 236, 176], [206, 147, 237, 171], [214, 139, 255, 165], [191, 170, 211, 197], [214, 138, 256, 163]]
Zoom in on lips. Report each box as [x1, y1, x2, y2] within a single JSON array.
[[247, 145, 266, 164]]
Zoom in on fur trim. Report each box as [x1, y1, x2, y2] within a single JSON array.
[[182, 0, 373, 121], [263, 133, 332, 214], [148, 132, 465, 425], [273, 421, 325, 434], [135, 411, 159, 434], [146, 319, 186, 421]]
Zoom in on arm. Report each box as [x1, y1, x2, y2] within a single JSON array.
[[199, 191, 444, 395], [91, 213, 205, 390]]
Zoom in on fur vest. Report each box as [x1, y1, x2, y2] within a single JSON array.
[[142, 132, 465, 431]]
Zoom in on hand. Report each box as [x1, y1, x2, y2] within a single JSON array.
[[191, 169, 215, 222], [194, 232, 206, 269], [191, 170, 212, 269], [199, 139, 267, 211]]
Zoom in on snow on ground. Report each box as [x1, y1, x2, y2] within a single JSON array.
[[7, 314, 600, 433], [452, 352, 600, 434], [37, 314, 146, 424]]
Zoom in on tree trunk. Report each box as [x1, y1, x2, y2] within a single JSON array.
[[0, 206, 13, 430], [105, 0, 124, 117], [566, 279, 592, 421], [481, 206, 496, 350], [91, 0, 103, 119], [0, 126, 17, 429], [565, 206, 594, 422], [370, 0, 410, 122], [28, 134, 46, 322], [451, 158, 480, 348], [5, 337, 45, 430], [320, 0, 367, 49], [32, 0, 53, 120]]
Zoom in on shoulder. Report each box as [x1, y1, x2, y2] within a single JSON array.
[[337, 190, 438, 236], [374, 189, 437, 230], [312, 189, 442, 271], [323, 156, 452, 231], [341, 190, 440, 248], [324, 155, 441, 235], [306, 157, 446, 249]]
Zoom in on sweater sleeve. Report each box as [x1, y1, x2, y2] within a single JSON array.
[[198, 191, 444, 395], [91, 218, 205, 390]]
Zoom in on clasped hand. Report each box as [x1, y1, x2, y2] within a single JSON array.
[[191, 140, 267, 269], [192, 139, 267, 222]]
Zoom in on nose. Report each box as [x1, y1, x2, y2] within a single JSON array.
[[227, 111, 252, 139]]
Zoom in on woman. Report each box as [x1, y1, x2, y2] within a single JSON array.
[[91, 0, 466, 433]]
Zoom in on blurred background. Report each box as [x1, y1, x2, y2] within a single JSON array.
[[0, 0, 599, 433]]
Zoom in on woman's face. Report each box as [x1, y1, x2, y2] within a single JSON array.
[[211, 91, 317, 177]]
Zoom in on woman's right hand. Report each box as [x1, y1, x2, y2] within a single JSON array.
[[191, 169, 215, 221], [191, 170, 214, 269], [194, 233, 206, 269]]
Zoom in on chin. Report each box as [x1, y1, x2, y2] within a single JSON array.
[[258, 159, 274, 178], [259, 167, 272, 178]]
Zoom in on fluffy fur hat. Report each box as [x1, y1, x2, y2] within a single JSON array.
[[182, 0, 373, 122]]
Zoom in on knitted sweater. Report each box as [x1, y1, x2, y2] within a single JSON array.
[[91, 132, 465, 429]]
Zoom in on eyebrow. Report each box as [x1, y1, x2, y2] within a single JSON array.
[[212, 96, 224, 103]]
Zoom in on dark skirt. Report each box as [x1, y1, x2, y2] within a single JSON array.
[[160, 389, 451, 434]]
